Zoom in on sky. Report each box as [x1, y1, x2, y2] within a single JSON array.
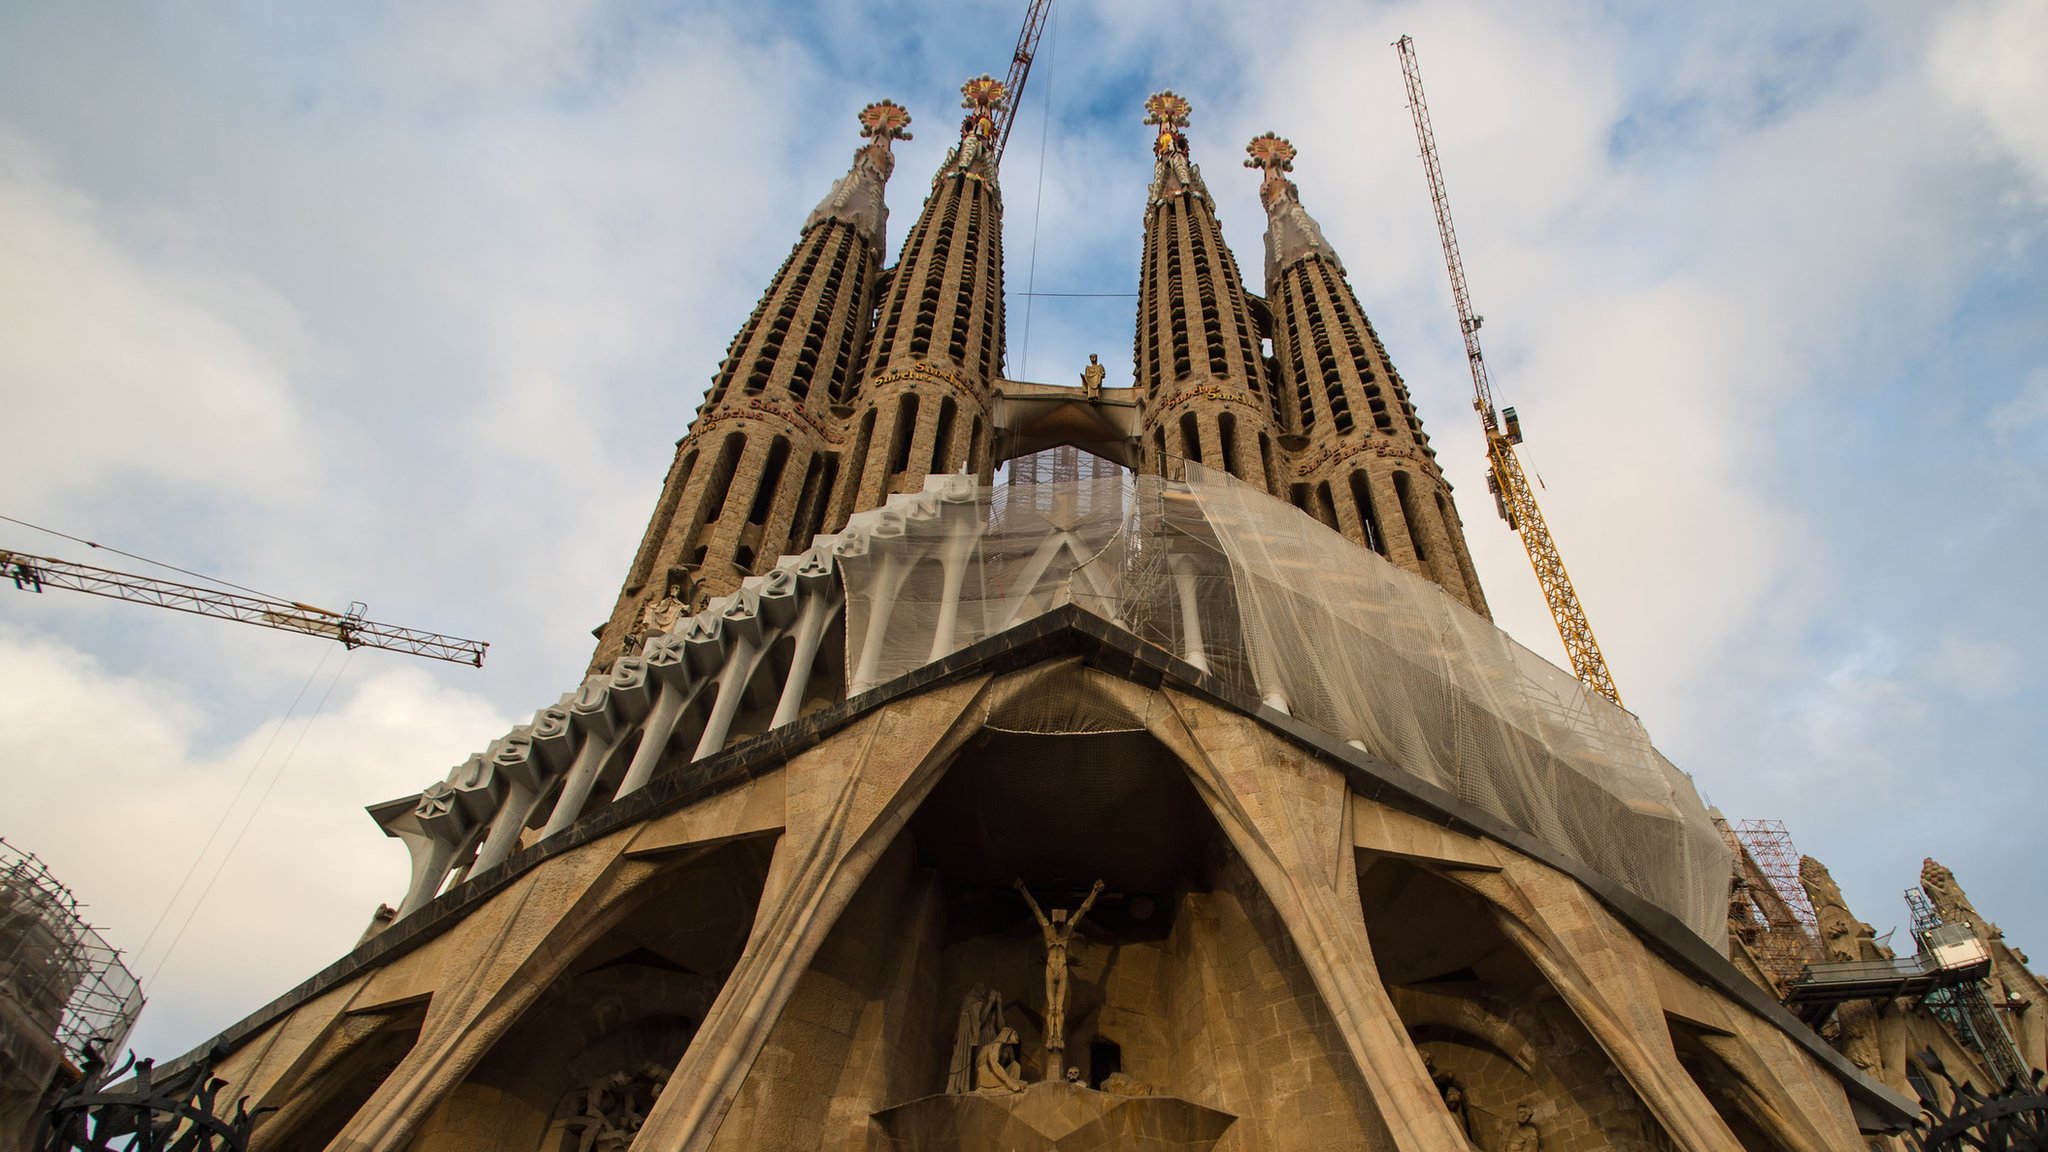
[[2, 0, 2044, 1064]]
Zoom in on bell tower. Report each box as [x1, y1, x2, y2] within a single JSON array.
[[1132, 92, 1286, 493], [589, 100, 913, 671], [838, 75, 1010, 521], [1247, 132, 1488, 615]]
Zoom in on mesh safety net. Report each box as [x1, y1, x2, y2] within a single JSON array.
[[835, 467, 1729, 944]]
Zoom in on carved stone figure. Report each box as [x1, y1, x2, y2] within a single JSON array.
[[1801, 855, 1888, 963], [1440, 1079, 1469, 1138], [946, 984, 1007, 1094], [1101, 1071, 1154, 1096], [562, 1065, 668, 1152], [1503, 1104, 1540, 1152], [1081, 353, 1105, 397], [974, 1026, 1026, 1093], [1016, 878, 1105, 1075], [1065, 1066, 1083, 1084], [628, 571, 694, 654]]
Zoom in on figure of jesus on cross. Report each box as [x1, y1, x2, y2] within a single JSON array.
[[1014, 878, 1105, 1079]]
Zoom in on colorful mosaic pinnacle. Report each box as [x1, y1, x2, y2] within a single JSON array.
[[960, 74, 1008, 117], [1243, 131, 1295, 174], [1145, 90, 1192, 158], [1143, 90, 1192, 129], [858, 99, 913, 143]]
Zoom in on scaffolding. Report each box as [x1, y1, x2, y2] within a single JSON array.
[[1719, 819, 1822, 990], [0, 839, 143, 1132], [1006, 445, 1124, 486], [1907, 887, 2028, 1086]]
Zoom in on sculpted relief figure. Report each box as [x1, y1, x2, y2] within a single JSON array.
[[1015, 878, 1105, 1074], [974, 1026, 1027, 1093], [946, 984, 1007, 1094], [627, 569, 695, 654], [1502, 1104, 1541, 1152]]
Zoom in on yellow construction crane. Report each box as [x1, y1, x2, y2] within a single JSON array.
[[1, 547, 488, 667], [1395, 35, 1621, 706]]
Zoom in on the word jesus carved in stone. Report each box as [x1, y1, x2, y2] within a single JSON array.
[[1014, 877, 1105, 1080]]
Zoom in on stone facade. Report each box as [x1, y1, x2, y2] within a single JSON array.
[[148, 64, 2048, 1152], [169, 651, 1908, 1151]]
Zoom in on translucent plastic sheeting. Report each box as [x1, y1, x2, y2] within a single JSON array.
[[834, 470, 1729, 944], [1180, 464, 1729, 944]]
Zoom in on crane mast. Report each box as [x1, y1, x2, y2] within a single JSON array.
[[2, 548, 488, 667], [992, 0, 1053, 164], [1394, 34, 1621, 706]]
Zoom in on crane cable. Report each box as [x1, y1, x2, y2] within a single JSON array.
[[1015, 0, 1058, 379], [130, 645, 334, 968], [143, 649, 354, 989]]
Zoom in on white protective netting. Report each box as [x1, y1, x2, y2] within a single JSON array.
[[834, 467, 1729, 943]]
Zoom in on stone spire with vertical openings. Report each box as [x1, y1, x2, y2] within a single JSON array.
[[1248, 132, 1488, 616], [588, 100, 912, 672], [1132, 93, 1286, 494], [838, 75, 1009, 521]]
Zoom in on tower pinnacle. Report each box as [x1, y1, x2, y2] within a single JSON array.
[[1244, 132, 1342, 288], [939, 75, 1007, 184], [1143, 91, 1206, 203], [1250, 131, 1488, 614], [806, 100, 913, 250]]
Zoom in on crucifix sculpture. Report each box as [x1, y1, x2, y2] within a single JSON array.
[[1014, 878, 1105, 1079]]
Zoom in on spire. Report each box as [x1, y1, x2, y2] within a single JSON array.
[[588, 101, 909, 672], [840, 75, 1011, 517], [1253, 130, 1488, 616], [806, 99, 913, 253], [1244, 132, 1342, 285], [1132, 92, 1282, 492], [937, 74, 1006, 185], [1143, 90, 1209, 204]]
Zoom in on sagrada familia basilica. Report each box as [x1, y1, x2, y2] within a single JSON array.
[[16, 46, 2041, 1152]]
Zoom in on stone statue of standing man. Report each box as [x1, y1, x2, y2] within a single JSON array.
[[1080, 353, 1105, 397], [1014, 878, 1105, 1079]]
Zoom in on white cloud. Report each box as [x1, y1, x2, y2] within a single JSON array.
[[1931, 0, 2048, 197], [0, 622, 510, 1059], [0, 129, 312, 504]]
